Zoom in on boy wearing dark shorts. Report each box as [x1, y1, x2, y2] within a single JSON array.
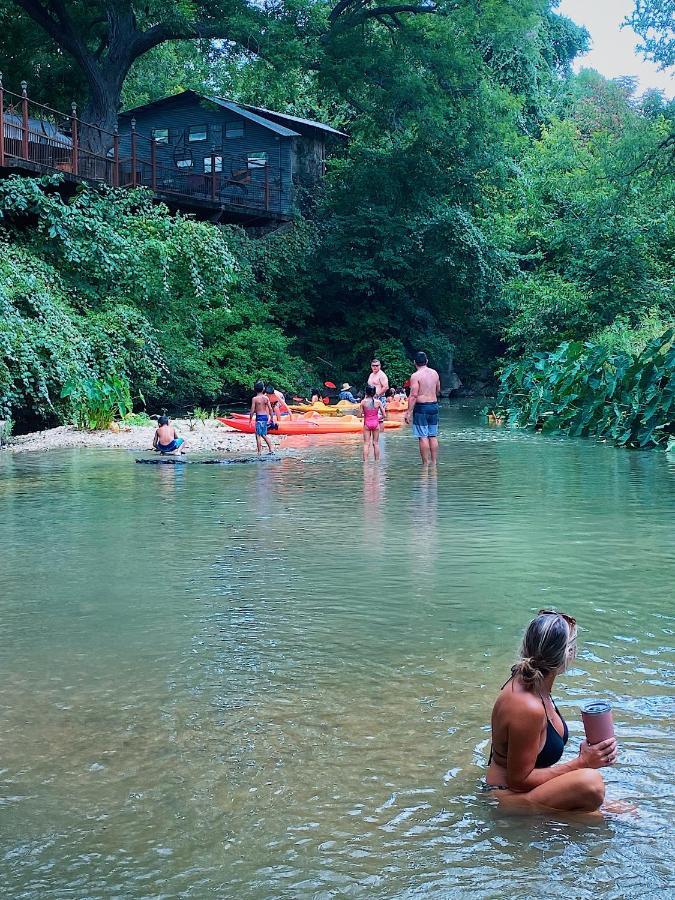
[[249, 381, 275, 455]]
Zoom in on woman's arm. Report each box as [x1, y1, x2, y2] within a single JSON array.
[[505, 704, 617, 791]]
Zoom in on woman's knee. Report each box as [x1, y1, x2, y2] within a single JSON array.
[[576, 769, 605, 809]]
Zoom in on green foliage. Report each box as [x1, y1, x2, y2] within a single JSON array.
[[626, 0, 675, 69], [496, 330, 675, 448], [593, 308, 673, 355], [0, 177, 305, 423], [498, 72, 675, 360], [1, 1, 670, 430], [503, 274, 593, 355], [60, 373, 133, 431], [123, 411, 155, 427]]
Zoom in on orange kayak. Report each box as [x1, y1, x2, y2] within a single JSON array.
[[218, 415, 402, 435]]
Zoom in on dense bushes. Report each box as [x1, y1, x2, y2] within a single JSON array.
[[498, 75, 674, 358], [494, 330, 674, 449], [0, 177, 306, 425]]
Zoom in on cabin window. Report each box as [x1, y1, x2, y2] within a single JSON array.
[[225, 120, 244, 139], [188, 125, 208, 142], [204, 155, 223, 174], [248, 151, 267, 168], [176, 158, 193, 168], [153, 128, 169, 144]]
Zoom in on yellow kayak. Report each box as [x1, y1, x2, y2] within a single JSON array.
[[335, 400, 361, 413], [289, 403, 342, 416]]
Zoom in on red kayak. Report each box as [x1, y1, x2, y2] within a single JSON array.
[[218, 415, 402, 435]]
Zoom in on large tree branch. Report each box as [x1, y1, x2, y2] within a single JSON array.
[[330, 0, 437, 23], [326, 0, 439, 39], [359, 4, 437, 17], [128, 19, 271, 62], [13, 0, 81, 56]]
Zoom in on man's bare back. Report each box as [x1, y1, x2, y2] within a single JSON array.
[[405, 352, 441, 464], [410, 365, 440, 402]]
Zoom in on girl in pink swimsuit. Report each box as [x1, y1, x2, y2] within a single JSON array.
[[360, 384, 386, 461]]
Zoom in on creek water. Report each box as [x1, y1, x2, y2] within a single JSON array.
[[0, 405, 673, 899]]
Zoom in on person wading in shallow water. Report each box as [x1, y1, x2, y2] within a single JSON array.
[[404, 351, 441, 464], [485, 611, 618, 814]]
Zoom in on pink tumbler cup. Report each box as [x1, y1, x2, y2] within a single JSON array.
[[582, 701, 614, 744]]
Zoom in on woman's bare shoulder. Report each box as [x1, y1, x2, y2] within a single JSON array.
[[494, 684, 544, 717]]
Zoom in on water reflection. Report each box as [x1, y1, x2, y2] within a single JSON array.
[[362, 462, 386, 544]]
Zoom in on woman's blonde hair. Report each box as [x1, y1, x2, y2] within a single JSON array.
[[512, 613, 570, 691]]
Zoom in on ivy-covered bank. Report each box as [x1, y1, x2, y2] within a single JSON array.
[[0, 176, 306, 429]]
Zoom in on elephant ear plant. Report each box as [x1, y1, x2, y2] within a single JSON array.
[[496, 329, 674, 449], [60, 374, 133, 431]]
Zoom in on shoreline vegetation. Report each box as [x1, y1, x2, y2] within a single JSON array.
[[4, 418, 280, 456], [491, 330, 675, 451], [0, 6, 672, 455]]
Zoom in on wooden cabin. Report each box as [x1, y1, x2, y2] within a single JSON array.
[[117, 91, 347, 224]]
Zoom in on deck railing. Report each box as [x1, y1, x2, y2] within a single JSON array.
[[0, 78, 290, 216]]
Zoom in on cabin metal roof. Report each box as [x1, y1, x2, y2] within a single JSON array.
[[120, 90, 346, 139], [205, 97, 300, 137], [237, 103, 348, 138]]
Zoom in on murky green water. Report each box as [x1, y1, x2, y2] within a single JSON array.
[[1, 405, 673, 899]]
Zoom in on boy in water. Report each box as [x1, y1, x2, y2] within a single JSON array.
[[249, 381, 275, 454], [153, 415, 186, 455]]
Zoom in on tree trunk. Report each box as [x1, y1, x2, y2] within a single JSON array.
[[79, 74, 123, 156]]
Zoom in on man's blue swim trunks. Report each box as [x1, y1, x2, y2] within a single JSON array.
[[255, 414, 269, 436], [412, 401, 439, 438], [157, 437, 184, 453]]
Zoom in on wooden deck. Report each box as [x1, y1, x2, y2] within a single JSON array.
[[0, 82, 291, 226]]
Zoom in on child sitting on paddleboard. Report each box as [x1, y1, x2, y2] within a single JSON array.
[[153, 415, 186, 455], [249, 381, 275, 455], [360, 384, 386, 461]]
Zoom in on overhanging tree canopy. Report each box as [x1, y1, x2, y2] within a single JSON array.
[[5, 0, 442, 147]]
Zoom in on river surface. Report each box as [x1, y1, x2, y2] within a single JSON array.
[[1, 405, 673, 899]]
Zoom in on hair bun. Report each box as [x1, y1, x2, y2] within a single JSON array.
[[513, 655, 546, 688]]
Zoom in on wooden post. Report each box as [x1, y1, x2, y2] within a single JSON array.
[[151, 136, 157, 192], [0, 73, 5, 168], [210, 149, 217, 201], [70, 102, 78, 175], [264, 163, 270, 211], [21, 80, 29, 160], [130, 118, 137, 187], [113, 128, 119, 187]]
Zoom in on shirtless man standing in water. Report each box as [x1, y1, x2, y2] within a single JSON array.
[[367, 358, 389, 430], [404, 351, 441, 464]]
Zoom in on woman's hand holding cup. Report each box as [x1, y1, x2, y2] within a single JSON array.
[[579, 737, 618, 769]]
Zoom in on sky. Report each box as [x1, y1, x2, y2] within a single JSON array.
[[557, 0, 674, 97]]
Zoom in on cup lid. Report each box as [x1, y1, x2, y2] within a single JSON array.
[[582, 701, 611, 714]]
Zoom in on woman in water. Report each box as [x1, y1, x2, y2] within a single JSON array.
[[486, 611, 618, 813], [360, 383, 386, 461]]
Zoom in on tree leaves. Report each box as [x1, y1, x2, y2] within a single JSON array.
[[496, 329, 675, 449]]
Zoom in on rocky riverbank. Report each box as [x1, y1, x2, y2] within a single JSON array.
[[5, 418, 280, 455]]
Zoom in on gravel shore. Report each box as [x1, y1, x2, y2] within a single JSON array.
[[6, 418, 282, 456]]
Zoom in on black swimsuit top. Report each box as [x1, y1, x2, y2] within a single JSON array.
[[535, 693, 569, 768], [489, 677, 569, 769]]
